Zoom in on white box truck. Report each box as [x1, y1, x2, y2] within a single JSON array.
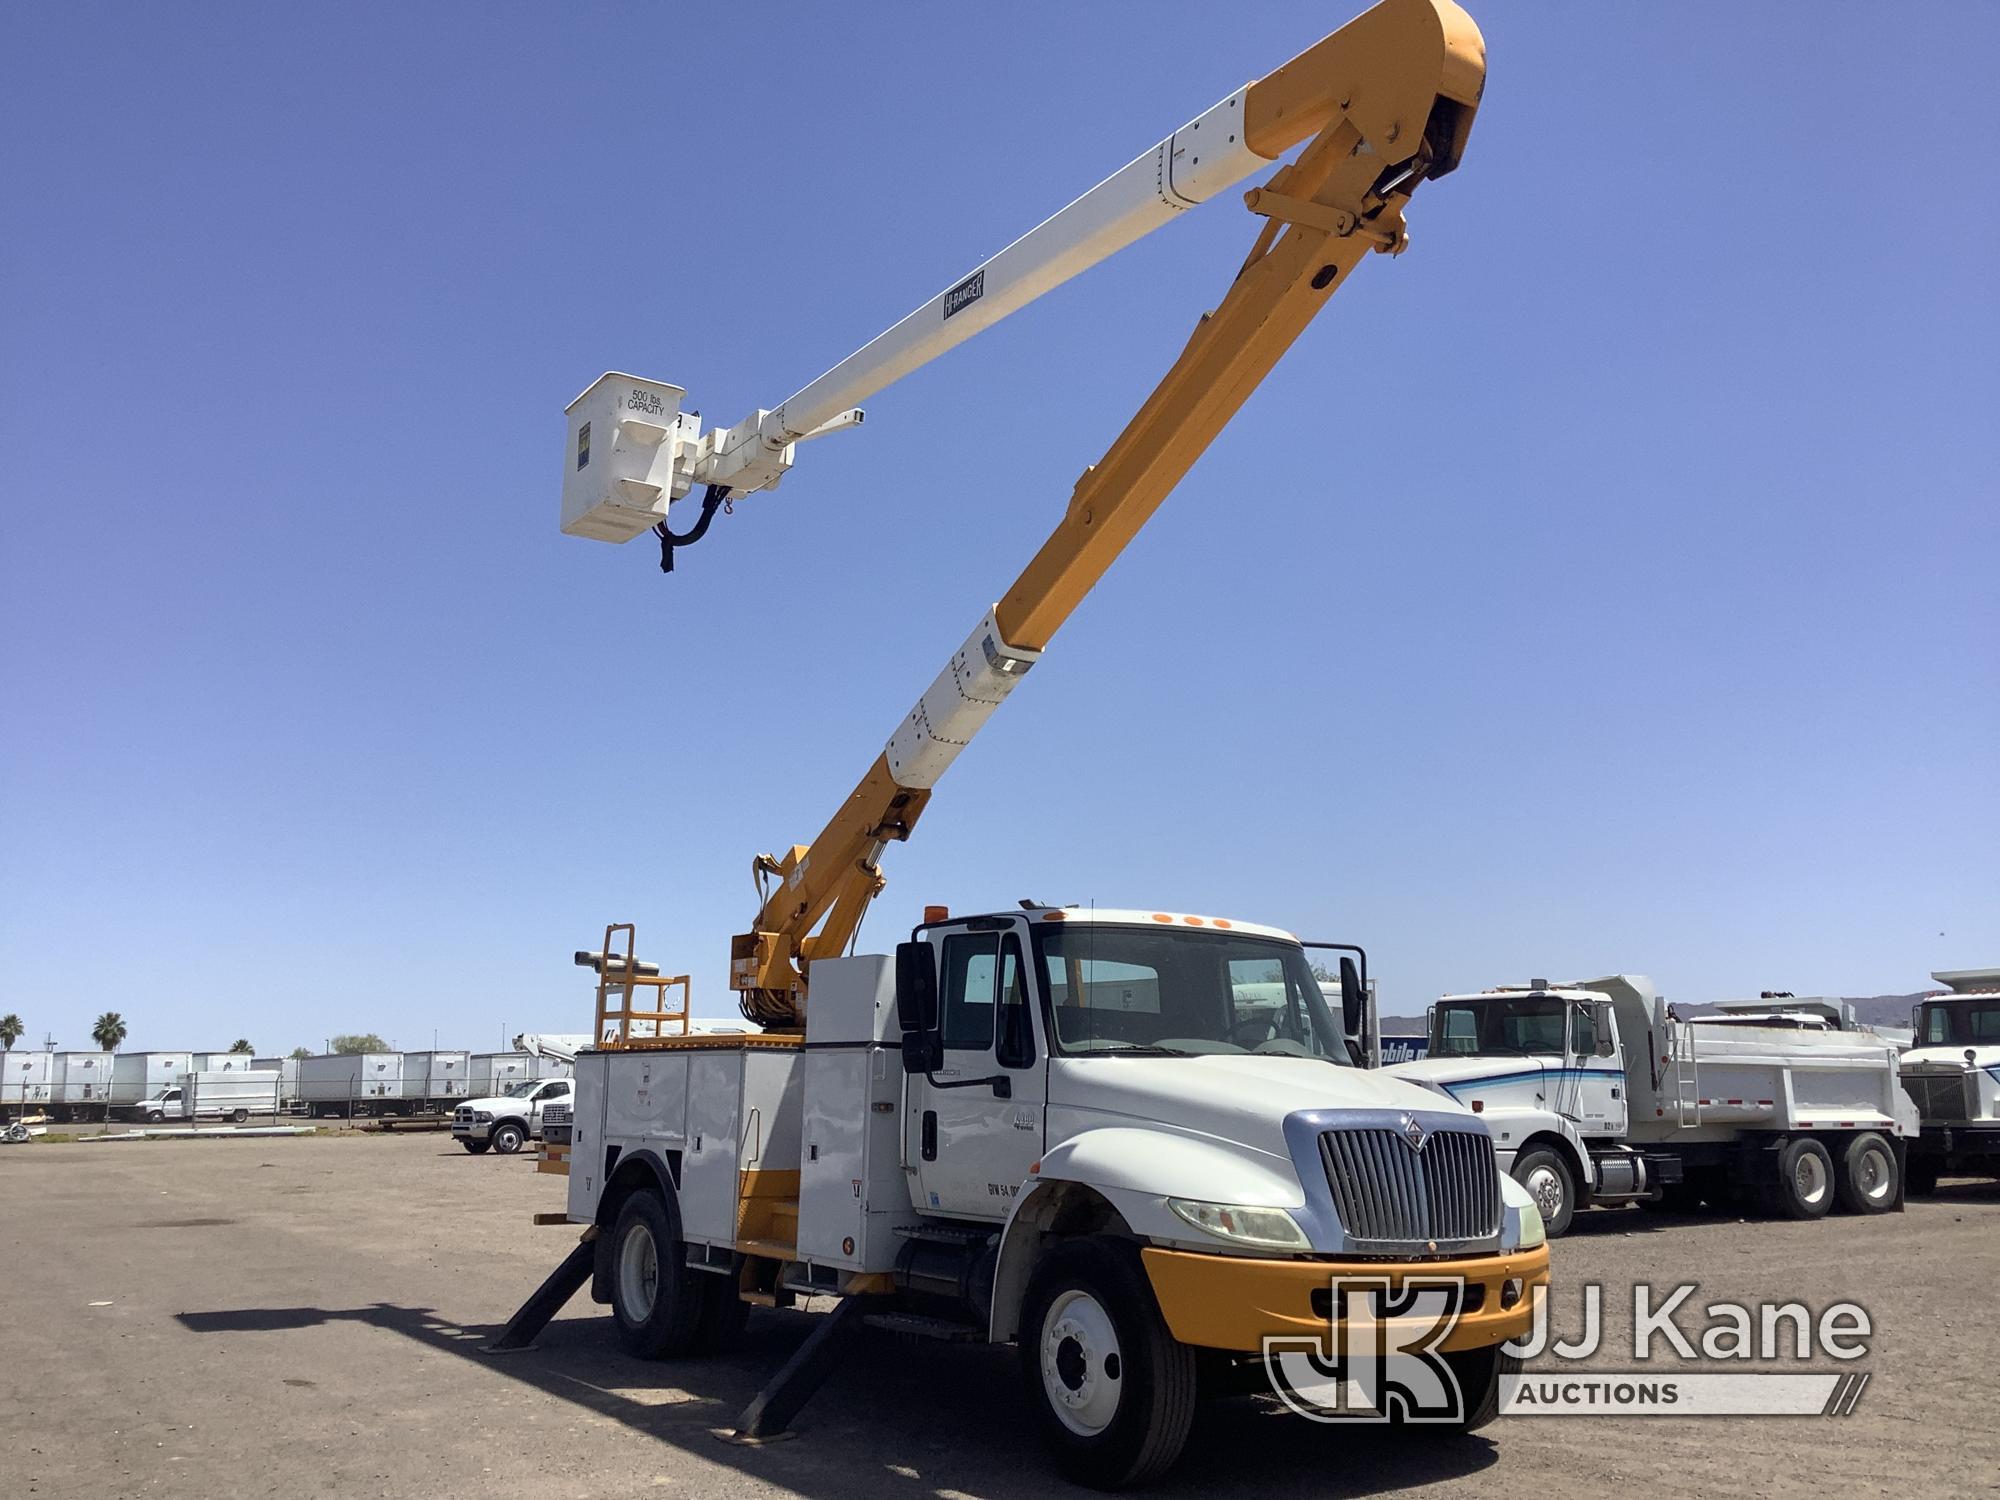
[[1385, 975, 1917, 1235], [555, 914, 1549, 1487], [298, 1053, 406, 1118], [170, 1070, 284, 1123], [1901, 967, 2000, 1193]]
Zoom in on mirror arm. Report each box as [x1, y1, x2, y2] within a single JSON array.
[[925, 1071, 1012, 1099]]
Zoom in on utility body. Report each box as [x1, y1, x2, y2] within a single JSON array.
[[1900, 968, 2000, 1193], [1385, 976, 1917, 1235]]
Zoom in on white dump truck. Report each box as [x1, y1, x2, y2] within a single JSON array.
[[561, 915, 1547, 1487], [1900, 967, 2000, 1193], [1385, 976, 1917, 1235]]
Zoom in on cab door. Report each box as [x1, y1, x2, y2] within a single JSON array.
[[1569, 1003, 1627, 1135], [908, 919, 1047, 1221]]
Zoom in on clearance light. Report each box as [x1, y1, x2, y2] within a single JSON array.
[[1167, 1198, 1310, 1251]]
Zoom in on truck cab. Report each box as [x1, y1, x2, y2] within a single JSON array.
[[453, 1076, 572, 1155], [1901, 971, 2000, 1192]]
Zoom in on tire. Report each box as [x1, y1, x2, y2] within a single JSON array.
[[145, 1111, 163, 1123], [1018, 1236, 1197, 1490], [1834, 1133, 1897, 1214], [230, 1109, 249, 1124], [1906, 1156, 1940, 1197], [607, 1190, 707, 1360], [461, 1139, 491, 1155], [1510, 1146, 1577, 1238], [1432, 1345, 1519, 1433], [1768, 1137, 1836, 1220], [491, 1121, 527, 1155]]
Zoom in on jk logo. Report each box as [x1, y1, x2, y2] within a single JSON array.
[[1263, 1276, 1467, 1423]]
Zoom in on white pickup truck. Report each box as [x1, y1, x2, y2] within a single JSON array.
[[1384, 976, 1917, 1235], [452, 1077, 573, 1155], [1900, 968, 2000, 1193], [559, 910, 1550, 1488]]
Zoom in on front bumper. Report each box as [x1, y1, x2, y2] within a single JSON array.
[[1141, 1244, 1550, 1355], [451, 1117, 491, 1141]]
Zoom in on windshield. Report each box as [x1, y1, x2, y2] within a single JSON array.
[[1029, 924, 1348, 1061], [1916, 1001, 2000, 1049], [1434, 997, 1568, 1057], [502, 1081, 540, 1098]]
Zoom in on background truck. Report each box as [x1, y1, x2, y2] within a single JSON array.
[[1900, 966, 2000, 1193], [172, 1070, 283, 1123], [1386, 976, 1917, 1235], [452, 1076, 573, 1154], [565, 917, 1546, 1488]]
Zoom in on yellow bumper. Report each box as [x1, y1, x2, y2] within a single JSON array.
[[1141, 1244, 1550, 1355]]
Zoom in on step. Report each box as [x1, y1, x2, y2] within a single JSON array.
[[861, 1310, 982, 1342]]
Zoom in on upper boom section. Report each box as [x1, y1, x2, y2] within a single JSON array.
[[559, 0, 1484, 545]]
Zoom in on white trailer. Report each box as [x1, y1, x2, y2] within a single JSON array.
[[1386, 975, 1917, 1235], [469, 1052, 568, 1096], [1901, 967, 2000, 1192], [171, 1070, 285, 1123], [252, 1057, 303, 1112], [0, 1051, 55, 1118], [51, 1052, 116, 1121], [297, 1053, 406, 1118], [110, 1053, 194, 1116], [396, 1050, 471, 1109]]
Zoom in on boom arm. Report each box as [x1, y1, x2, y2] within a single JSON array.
[[724, 0, 1485, 1024]]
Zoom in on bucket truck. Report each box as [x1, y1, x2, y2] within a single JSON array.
[[513, 3, 1549, 1487]]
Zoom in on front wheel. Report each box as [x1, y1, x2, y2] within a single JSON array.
[[491, 1121, 526, 1155], [1835, 1133, 1897, 1214], [1768, 1137, 1836, 1219], [1510, 1147, 1577, 1238], [1433, 1344, 1520, 1433], [1018, 1237, 1196, 1490], [145, 1111, 164, 1123]]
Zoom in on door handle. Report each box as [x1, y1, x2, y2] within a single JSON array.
[[921, 1110, 938, 1161]]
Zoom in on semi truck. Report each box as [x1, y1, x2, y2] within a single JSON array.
[[1901, 967, 2000, 1193], [506, 1, 1546, 1487], [1385, 976, 1917, 1235]]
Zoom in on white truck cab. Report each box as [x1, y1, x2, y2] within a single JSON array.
[[1388, 976, 1915, 1235], [563, 910, 1549, 1488], [453, 1077, 573, 1155], [1901, 969, 2000, 1192]]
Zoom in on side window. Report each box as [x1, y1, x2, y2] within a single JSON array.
[[996, 935, 1036, 1069], [941, 933, 1000, 1051], [1440, 1009, 1478, 1054], [1570, 1006, 1598, 1056], [542, 1081, 570, 1099]]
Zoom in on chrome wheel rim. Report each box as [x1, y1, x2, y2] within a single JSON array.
[[1795, 1151, 1829, 1206], [1041, 1289, 1123, 1436], [618, 1222, 659, 1323], [1856, 1144, 1892, 1204], [1524, 1163, 1566, 1221]]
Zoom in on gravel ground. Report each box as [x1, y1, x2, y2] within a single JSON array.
[[1, 1132, 1995, 1498]]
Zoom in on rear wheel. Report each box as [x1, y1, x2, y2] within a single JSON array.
[[1768, 1137, 1835, 1219], [608, 1190, 707, 1359], [1510, 1147, 1577, 1238], [230, 1108, 249, 1124], [491, 1121, 526, 1154], [1835, 1133, 1897, 1214], [460, 1139, 491, 1155], [1018, 1236, 1196, 1490]]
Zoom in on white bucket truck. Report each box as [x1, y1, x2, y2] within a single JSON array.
[[1386, 976, 1917, 1235], [1901, 967, 2000, 1193], [561, 912, 1548, 1487]]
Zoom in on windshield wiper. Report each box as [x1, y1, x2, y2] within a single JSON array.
[[1075, 1041, 1198, 1057]]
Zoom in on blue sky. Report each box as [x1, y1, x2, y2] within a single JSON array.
[[3, 3, 1994, 1053]]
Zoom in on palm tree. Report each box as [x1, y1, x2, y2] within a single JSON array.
[[0, 1014, 21, 1053], [92, 1012, 127, 1051], [228, 1039, 254, 1054]]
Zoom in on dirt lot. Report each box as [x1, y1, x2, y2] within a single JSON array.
[[2, 1133, 1994, 1498]]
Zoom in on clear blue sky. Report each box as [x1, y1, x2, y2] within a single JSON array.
[[3, 3, 1994, 1053]]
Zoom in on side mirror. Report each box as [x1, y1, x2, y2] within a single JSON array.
[[1593, 1001, 1616, 1058], [1339, 956, 1365, 1041], [901, 1030, 943, 1076], [1425, 1004, 1439, 1052], [896, 940, 938, 1033]]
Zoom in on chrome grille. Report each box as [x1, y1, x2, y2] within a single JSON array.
[[1903, 1071, 1971, 1123], [1319, 1126, 1501, 1245]]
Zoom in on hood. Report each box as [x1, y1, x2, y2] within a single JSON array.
[[1385, 1055, 1553, 1092], [1902, 1044, 2000, 1074], [460, 1094, 530, 1113], [1047, 1054, 1475, 1160]]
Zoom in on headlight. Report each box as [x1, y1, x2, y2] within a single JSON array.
[[474, 1111, 493, 1123], [1167, 1197, 1310, 1251], [1498, 1171, 1546, 1250], [1516, 1197, 1546, 1249]]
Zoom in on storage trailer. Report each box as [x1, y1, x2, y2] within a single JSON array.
[[298, 1053, 406, 1118], [469, 1052, 569, 1097], [0, 1051, 55, 1119], [51, 1052, 115, 1121], [398, 1050, 472, 1110], [1385, 975, 1918, 1234], [251, 1057, 303, 1112], [109, 1053, 195, 1117]]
